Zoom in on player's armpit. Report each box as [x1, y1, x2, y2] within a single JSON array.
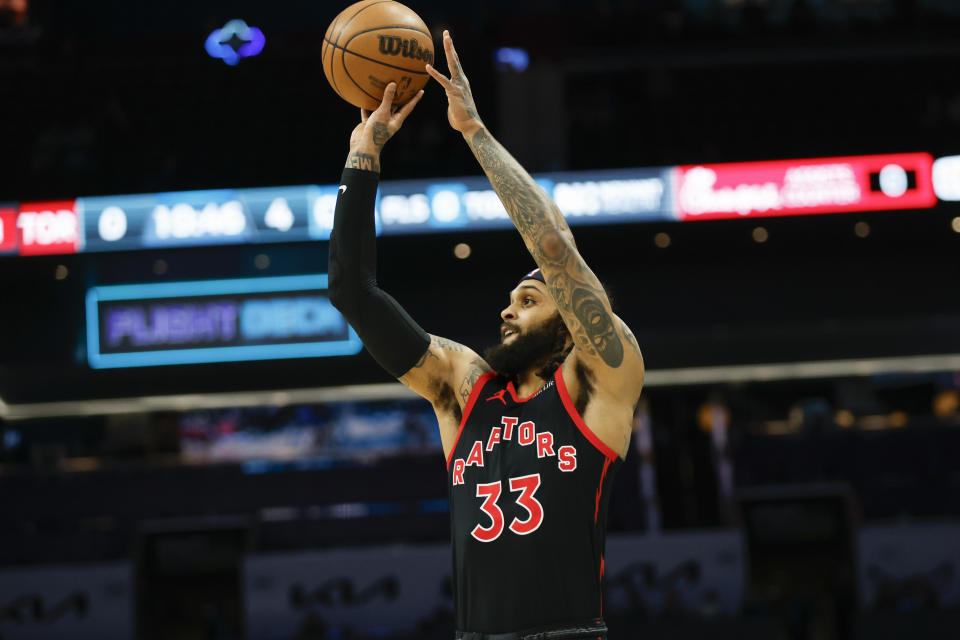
[[399, 335, 492, 415]]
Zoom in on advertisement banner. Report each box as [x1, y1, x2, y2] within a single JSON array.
[[604, 531, 745, 617], [245, 544, 453, 639], [244, 531, 746, 638], [85, 274, 362, 368], [859, 522, 960, 609], [376, 168, 673, 236], [674, 153, 937, 221], [0, 563, 132, 640]]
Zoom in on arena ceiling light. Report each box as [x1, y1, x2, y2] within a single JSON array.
[[205, 19, 265, 66]]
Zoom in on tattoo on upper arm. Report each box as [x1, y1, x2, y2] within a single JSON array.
[[468, 128, 627, 368], [402, 336, 491, 409], [572, 288, 623, 367], [433, 336, 465, 353], [459, 357, 493, 403], [346, 152, 380, 172]]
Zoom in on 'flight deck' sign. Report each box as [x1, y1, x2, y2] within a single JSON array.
[[85, 275, 361, 368]]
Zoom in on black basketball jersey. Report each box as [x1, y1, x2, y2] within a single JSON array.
[[446, 366, 622, 633]]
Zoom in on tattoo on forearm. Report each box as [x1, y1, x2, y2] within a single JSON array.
[[468, 128, 628, 368], [346, 152, 380, 172], [372, 123, 391, 149]]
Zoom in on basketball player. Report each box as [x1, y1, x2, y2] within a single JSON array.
[[329, 31, 644, 640]]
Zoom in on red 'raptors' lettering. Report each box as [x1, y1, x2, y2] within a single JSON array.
[[536, 431, 555, 458], [451, 419, 580, 486], [466, 441, 485, 467], [452, 458, 466, 485], [472, 481, 505, 542], [486, 427, 502, 451], [518, 420, 535, 446], [501, 416, 518, 440], [557, 445, 577, 472]]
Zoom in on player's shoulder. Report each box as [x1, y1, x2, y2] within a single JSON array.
[[399, 334, 493, 410]]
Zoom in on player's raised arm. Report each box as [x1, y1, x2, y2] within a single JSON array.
[[426, 33, 643, 391], [327, 83, 491, 455]]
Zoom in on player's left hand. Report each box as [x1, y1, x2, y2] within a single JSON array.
[[426, 30, 484, 137]]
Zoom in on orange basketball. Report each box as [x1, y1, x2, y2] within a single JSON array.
[[322, 1, 434, 110]]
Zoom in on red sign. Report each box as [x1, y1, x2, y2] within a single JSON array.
[[17, 200, 81, 256], [0, 207, 17, 253], [674, 153, 937, 221]]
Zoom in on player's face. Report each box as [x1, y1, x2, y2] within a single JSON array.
[[499, 281, 559, 343]]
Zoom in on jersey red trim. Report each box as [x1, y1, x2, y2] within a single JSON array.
[[594, 456, 613, 523], [505, 379, 541, 403], [554, 367, 619, 462], [446, 371, 497, 471], [599, 554, 606, 615]]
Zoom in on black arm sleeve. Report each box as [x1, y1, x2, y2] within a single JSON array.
[[328, 167, 431, 378]]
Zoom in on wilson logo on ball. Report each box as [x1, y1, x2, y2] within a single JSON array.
[[376, 36, 434, 64]]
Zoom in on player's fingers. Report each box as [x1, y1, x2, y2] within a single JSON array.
[[444, 31, 465, 80], [394, 89, 425, 125], [374, 82, 397, 115], [360, 108, 370, 122], [425, 64, 453, 90]]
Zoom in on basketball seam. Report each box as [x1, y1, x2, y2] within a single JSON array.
[[333, 0, 396, 47], [322, 39, 342, 97], [323, 37, 430, 76], [325, 18, 343, 96], [332, 47, 345, 97], [341, 47, 382, 105], [343, 24, 432, 42]]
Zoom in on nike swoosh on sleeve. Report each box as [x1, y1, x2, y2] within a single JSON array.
[[338, 185, 347, 194]]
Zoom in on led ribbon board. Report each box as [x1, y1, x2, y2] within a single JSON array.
[[85, 275, 361, 368], [2, 152, 952, 256], [674, 153, 937, 221]]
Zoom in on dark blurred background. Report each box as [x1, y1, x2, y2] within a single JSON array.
[[1, 0, 960, 639]]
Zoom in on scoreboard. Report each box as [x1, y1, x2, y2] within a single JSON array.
[[3, 150, 956, 258]]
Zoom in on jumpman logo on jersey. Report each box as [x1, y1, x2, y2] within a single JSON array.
[[486, 389, 509, 406]]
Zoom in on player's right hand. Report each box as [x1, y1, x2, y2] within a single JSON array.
[[426, 30, 484, 137], [348, 82, 424, 156]]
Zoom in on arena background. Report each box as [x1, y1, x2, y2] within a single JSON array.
[[2, 1, 960, 638]]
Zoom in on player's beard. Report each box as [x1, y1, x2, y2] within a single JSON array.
[[483, 312, 569, 380]]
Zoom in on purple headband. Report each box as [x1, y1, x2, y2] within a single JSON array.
[[518, 267, 546, 286]]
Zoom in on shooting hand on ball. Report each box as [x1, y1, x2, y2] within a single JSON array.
[[346, 82, 424, 173], [426, 31, 483, 138]]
